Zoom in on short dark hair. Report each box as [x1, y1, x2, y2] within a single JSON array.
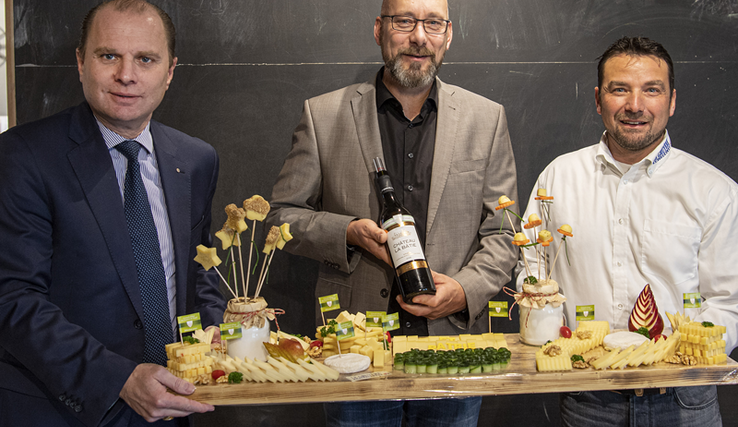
[[77, 0, 176, 66], [597, 36, 674, 92]]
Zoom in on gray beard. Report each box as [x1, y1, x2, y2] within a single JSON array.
[[386, 54, 440, 89]]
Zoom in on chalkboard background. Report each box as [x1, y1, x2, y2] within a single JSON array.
[[12, 0, 738, 425]]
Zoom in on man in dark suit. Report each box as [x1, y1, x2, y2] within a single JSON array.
[[0, 1, 226, 425]]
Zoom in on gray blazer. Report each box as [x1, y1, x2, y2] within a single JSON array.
[[267, 77, 519, 335]]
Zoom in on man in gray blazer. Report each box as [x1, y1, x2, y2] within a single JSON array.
[[267, 0, 518, 425]]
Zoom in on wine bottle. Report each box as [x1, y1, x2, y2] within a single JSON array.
[[373, 157, 436, 303]]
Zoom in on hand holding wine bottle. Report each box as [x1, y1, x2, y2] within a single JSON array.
[[396, 270, 468, 320], [346, 218, 391, 265], [373, 157, 436, 303]]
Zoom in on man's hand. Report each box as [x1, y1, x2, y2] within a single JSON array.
[[120, 363, 214, 422], [397, 271, 467, 320], [346, 218, 390, 265], [206, 325, 221, 345]]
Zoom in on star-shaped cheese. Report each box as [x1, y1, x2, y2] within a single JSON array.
[[215, 226, 241, 250], [194, 245, 222, 271], [276, 223, 293, 250]]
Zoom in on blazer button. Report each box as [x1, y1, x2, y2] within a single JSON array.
[[380, 289, 389, 298], [58, 394, 67, 402], [65, 398, 73, 406], [74, 404, 83, 413], [134, 319, 143, 329]]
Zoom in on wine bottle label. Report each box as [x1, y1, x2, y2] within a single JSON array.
[[382, 219, 426, 267]]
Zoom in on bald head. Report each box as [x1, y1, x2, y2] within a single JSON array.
[[381, 0, 449, 17]]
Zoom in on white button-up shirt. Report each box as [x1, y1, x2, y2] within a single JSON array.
[[517, 131, 738, 351]]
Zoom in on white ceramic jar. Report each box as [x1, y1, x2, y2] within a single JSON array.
[[519, 302, 564, 346], [226, 318, 270, 362], [223, 296, 272, 362]]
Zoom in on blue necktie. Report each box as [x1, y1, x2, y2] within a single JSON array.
[[116, 140, 171, 365]]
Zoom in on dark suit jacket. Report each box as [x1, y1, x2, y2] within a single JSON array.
[[267, 77, 519, 335], [0, 102, 226, 426]]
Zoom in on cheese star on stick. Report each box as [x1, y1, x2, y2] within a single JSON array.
[[225, 204, 249, 299], [215, 222, 241, 250], [194, 244, 222, 271], [243, 195, 271, 298], [194, 245, 237, 298], [276, 223, 293, 250]]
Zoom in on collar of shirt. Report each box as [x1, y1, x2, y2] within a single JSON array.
[[375, 67, 438, 119], [595, 130, 672, 178], [96, 118, 154, 154]]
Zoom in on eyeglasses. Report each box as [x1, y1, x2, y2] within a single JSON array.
[[381, 15, 450, 35]]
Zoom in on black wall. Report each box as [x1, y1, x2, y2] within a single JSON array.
[[13, 1, 738, 425]]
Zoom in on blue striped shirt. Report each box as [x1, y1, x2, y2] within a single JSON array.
[[96, 120, 177, 333]]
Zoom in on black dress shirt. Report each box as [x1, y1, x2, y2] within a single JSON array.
[[375, 69, 438, 336]]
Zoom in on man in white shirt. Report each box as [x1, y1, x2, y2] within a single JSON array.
[[519, 36, 737, 426]]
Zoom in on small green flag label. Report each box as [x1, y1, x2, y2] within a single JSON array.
[[489, 301, 508, 318], [336, 321, 355, 341], [220, 322, 242, 340], [177, 313, 201, 334], [683, 293, 701, 309], [383, 312, 400, 332], [366, 311, 386, 328], [319, 294, 341, 312], [576, 305, 595, 321]]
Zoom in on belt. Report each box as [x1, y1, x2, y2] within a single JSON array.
[[612, 388, 669, 397]]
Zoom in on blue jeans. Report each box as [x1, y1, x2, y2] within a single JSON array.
[[560, 386, 722, 427], [324, 397, 482, 427]]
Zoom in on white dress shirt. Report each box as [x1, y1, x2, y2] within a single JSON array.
[[96, 120, 177, 333], [517, 131, 738, 351]]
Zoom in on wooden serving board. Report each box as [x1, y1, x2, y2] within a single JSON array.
[[187, 334, 738, 406]]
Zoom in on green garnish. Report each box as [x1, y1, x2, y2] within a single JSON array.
[[571, 354, 584, 363], [319, 320, 338, 337], [228, 372, 243, 384], [701, 321, 715, 328], [523, 276, 538, 284], [635, 327, 650, 338], [182, 336, 199, 345]]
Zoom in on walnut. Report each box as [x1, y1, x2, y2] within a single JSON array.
[[216, 375, 229, 384], [680, 354, 697, 366], [307, 346, 322, 358], [543, 345, 562, 357], [576, 330, 593, 340], [664, 355, 682, 364], [194, 374, 211, 385], [573, 360, 589, 369]]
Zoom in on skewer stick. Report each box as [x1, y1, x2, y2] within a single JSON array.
[[229, 247, 238, 298], [548, 239, 565, 282], [236, 234, 246, 298], [245, 221, 257, 297], [213, 266, 238, 299], [543, 245, 548, 282], [255, 250, 276, 298], [505, 210, 518, 234], [522, 250, 532, 278]]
